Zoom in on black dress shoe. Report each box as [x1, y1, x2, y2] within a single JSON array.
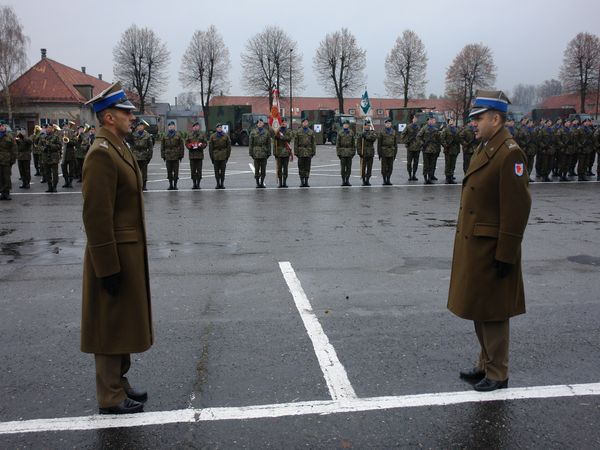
[[99, 398, 144, 415], [459, 367, 485, 381], [474, 377, 508, 392], [126, 387, 148, 403]]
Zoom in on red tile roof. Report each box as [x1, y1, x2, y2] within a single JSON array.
[[540, 92, 599, 114], [7, 57, 111, 104]]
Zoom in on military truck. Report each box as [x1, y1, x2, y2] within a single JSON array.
[[388, 107, 426, 132], [414, 111, 447, 129], [300, 109, 335, 145], [206, 105, 252, 145], [237, 113, 269, 146], [530, 108, 575, 123]]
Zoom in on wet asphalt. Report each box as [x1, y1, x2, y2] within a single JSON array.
[[0, 145, 599, 448]]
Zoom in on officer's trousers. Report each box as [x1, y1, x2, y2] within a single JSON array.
[[474, 320, 509, 381], [94, 354, 131, 408], [33, 153, 40, 175], [75, 158, 85, 180], [137, 160, 149, 184], [62, 159, 75, 183], [422, 152, 437, 178], [17, 160, 31, 186], [526, 153, 536, 177], [166, 160, 179, 181]]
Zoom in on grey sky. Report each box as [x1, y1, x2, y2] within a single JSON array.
[[9, 0, 600, 103]]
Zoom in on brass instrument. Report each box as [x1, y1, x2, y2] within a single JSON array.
[[63, 135, 70, 144]]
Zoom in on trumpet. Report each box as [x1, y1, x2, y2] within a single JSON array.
[[63, 134, 70, 144]]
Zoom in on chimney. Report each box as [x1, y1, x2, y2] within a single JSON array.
[[98, 74, 102, 80], [41, 48, 47, 59], [81, 66, 86, 74]]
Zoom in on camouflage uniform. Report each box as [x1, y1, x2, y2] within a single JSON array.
[[273, 127, 293, 187], [0, 131, 17, 199], [336, 129, 355, 186], [377, 127, 398, 185], [161, 131, 184, 189], [459, 125, 479, 174], [16, 133, 33, 188], [594, 127, 600, 181], [44, 130, 62, 192], [555, 124, 572, 181], [440, 125, 460, 183], [575, 125, 594, 181], [401, 123, 421, 180], [185, 130, 207, 189], [32, 131, 43, 176], [209, 131, 231, 189], [356, 128, 377, 186], [294, 126, 316, 187], [537, 125, 556, 181], [61, 128, 77, 187], [132, 129, 154, 190], [249, 127, 271, 188], [74, 130, 89, 182], [515, 125, 535, 181], [417, 124, 441, 184]]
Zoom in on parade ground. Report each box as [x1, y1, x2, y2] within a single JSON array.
[[1, 145, 599, 448]]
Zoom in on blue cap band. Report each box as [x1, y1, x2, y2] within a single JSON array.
[[92, 90, 126, 113], [472, 97, 508, 113]]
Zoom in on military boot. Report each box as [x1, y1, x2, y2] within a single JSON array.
[[365, 177, 371, 186], [143, 181, 147, 191], [256, 178, 261, 188], [362, 177, 367, 186], [446, 176, 455, 184], [305, 177, 310, 187], [173, 179, 178, 190], [220, 175, 225, 189], [168, 180, 174, 190], [260, 176, 266, 188], [282, 177, 287, 188]]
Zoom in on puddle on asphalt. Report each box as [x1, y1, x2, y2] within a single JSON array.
[[0, 238, 85, 264], [567, 255, 600, 266]]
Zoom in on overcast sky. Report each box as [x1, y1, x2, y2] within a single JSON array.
[[9, 0, 600, 104]]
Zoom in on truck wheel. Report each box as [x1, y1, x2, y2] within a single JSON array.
[[240, 133, 249, 146]]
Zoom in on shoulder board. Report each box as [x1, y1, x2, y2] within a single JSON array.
[[97, 139, 109, 149], [505, 138, 519, 150]]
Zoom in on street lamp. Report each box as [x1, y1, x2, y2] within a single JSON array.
[[289, 48, 293, 129]]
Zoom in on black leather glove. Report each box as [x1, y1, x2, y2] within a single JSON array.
[[102, 272, 121, 297], [494, 260, 512, 279]]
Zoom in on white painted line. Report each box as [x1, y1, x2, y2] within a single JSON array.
[[278, 261, 356, 401], [248, 163, 255, 172], [1, 382, 599, 435]]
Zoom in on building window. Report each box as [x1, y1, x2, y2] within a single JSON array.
[[349, 108, 356, 114], [377, 109, 384, 115]]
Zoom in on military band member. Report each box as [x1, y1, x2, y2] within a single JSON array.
[[209, 123, 231, 189], [73, 125, 86, 182], [132, 119, 154, 190], [294, 118, 316, 187], [249, 118, 271, 188], [417, 115, 441, 184], [401, 115, 421, 181], [61, 121, 77, 188], [0, 120, 17, 200], [44, 123, 62, 193], [448, 90, 531, 392], [32, 125, 43, 176], [336, 120, 355, 186], [82, 81, 152, 415], [357, 120, 377, 186], [459, 119, 479, 174], [16, 128, 32, 189], [185, 121, 207, 190], [378, 118, 397, 185], [161, 121, 184, 190], [440, 119, 460, 184], [273, 118, 293, 188]]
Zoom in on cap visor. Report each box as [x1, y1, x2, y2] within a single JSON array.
[[468, 107, 489, 118]]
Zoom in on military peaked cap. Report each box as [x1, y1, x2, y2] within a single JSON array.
[[469, 90, 511, 118], [86, 81, 136, 113]]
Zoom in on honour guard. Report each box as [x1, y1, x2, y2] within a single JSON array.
[[357, 119, 377, 186], [294, 118, 316, 187], [336, 120, 356, 186], [209, 123, 231, 189], [161, 121, 184, 190], [273, 118, 293, 188], [132, 119, 154, 190], [186, 121, 207, 190], [378, 119, 398, 185], [249, 118, 271, 188]]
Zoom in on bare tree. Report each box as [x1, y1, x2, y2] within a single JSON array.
[[176, 91, 199, 109], [384, 30, 427, 107], [511, 84, 537, 109], [313, 28, 366, 113], [180, 25, 230, 131], [560, 32, 600, 113], [536, 79, 562, 104], [445, 43, 496, 121], [113, 25, 170, 113], [0, 6, 29, 126], [240, 26, 303, 109]]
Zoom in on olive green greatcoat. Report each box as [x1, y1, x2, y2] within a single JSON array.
[[81, 127, 153, 355], [16, 136, 33, 160], [447, 128, 531, 322], [336, 130, 356, 157]]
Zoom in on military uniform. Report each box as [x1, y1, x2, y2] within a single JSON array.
[[357, 127, 377, 186], [249, 126, 272, 188], [160, 129, 184, 190], [401, 122, 421, 180], [440, 124, 460, 184], [294, 125, 316, 187], [459, 125, 479, 174], [273, 126, 293, 188], [185, 128, 207, 189], [515, 124, 535, 181], [537, 124, 556, 182], [576, 124, 594, 181], [44, 128, 62, 192], [132, 129, 154, 190], [74, 129, 89, 182], [61, 126, 77, 187], [336, 128, 355, 186], [209, 129, 231, 189], [448, 90, 531, 392], [32, 128, 43, 176], [16, 133, 33, 189], [82, 81, 151, 415], [417, 123, 441, 184], [378, 125, 398, 185], [0, 127, 17, 200], [594, 127, 600, 180], [555, 124, 572, 181]]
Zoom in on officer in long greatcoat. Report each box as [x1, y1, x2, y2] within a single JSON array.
[[447, 90, 531, 392], [81, 82, 153, 415]]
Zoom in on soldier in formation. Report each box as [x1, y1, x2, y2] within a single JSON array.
[[377, 119, 397, 185], [61, 121, 77, 188], [249, 118, 271, 188], [16, 128, 32, 189], [459, 119, 479, 174], [440, 119, 460, 184], [161, 121, 184, 190], [185, 121, 207, 190], [357, 119, 377, 186], [417, 116, 441, 185], [0, 120, 17, 200], [209, 123, 231, 189], [32, 125, 43, 176], [336, 120, 356, 186], [43, 123, 62, 192], [294, 118, 316, 187], [73, 125, 88, 183], [273, 118, 293, 188], [401, 115, 421, 181], [132, 119, 154, 190]]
